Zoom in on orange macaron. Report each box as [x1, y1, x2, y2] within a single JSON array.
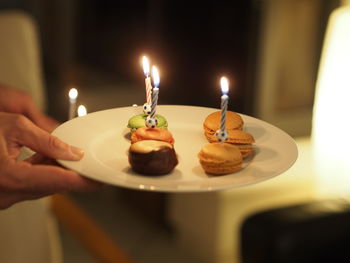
[[203, 111, 244, 139], [206, 129, 255, 158], [198, 142, 243, 175], [131, 127, 175, 145]]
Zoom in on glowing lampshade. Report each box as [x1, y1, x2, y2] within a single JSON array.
[[312, 5, 350, 195]]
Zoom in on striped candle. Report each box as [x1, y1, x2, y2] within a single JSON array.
[[220, 77, 229, 132], [145, 77, 152, 104], [150, 87, 159, 118], [142, 56, 152, 105], [150, 66, 160, 118]]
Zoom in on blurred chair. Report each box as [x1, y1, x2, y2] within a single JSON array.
[[0, 10, 61, 263], [241, 4, 350, 263], [240, 4, 350, 263], [0, 10, 133, 263], [241, 198, 350, 263], [168, 137, 316, 263]]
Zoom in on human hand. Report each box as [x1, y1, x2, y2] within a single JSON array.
[[0, 112, 101, 209], [0, 85, 59, 132]]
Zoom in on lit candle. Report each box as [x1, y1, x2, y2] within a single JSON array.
[[145, 66, 160, 128], [68, 87, 78, 120], [142, 56, 152, 114], [77, 104, 87, 117], [150, 66, 160, 118], [220, 77, 229, 132], [215, 77, 229, 142]]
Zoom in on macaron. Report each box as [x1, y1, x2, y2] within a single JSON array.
[[203, 111, 244, 139], [198, 142, 243, 175], [129, 140, 178, 175], [127, 114, 168, 132], [205, 129, 255, 158], [131, 127, 175, 145]]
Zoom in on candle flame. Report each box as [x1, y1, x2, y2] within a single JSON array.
[[77, 105, 87, 117], [142, 56, 150, 76], [220, 77, 229, 94], [152, 66, 160, 87], [68, 88, 78, 100]]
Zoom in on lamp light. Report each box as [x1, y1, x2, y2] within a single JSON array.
[[312, 4, 350, 195]]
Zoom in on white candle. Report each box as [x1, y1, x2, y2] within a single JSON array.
[[150, 66, 160, 119], [142, 56, 152, 105], [68, 88, 78, 120], [132, 104, 139, 115], [77, 105, 87, 117], [220, 77, 229, 132]]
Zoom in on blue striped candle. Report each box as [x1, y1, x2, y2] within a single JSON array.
[[150, 66, 160, 119], [220, 77, 229, 132]]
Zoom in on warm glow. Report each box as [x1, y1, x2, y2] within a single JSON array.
[[68, 88, 78, 100], [77, 105, 87, 117], [312, 6, 350, 195], [142, 56, 150, 76], [152, 66, 160, 87], [220, 77, 229, 94]]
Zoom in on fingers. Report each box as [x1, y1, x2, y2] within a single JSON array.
[[17, 162, 102, 193], [24, 153, 56, 165], [14, 91, 60, 133], [0, 158, 103, 209], [26, 107, 60, 133], [13, 115, 84, 161], [0, 171, 102, 209], [24, 155, 103, 192], [0, 190, 48, 210], [33, 114, 60, 133], [0, 193, 25, 210], [0, 86, 59, 133]]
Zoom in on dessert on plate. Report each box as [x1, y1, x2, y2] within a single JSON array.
[[128, 117, 177, 175], [206, 129, 255, 158], [128, 140, 178, 175], [203, 110, 255, 159], [203, 111, 243, 140], [127, 113, 168, 132], [198, 142, 243, 175], [130, 127, 174, 145]]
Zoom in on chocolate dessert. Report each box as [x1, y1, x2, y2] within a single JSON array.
[[128, 140, 178, 175]]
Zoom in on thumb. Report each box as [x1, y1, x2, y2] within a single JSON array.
[[15, 116, 84, 161]]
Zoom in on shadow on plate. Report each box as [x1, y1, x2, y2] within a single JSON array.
[[244, 124, 266, 141], [253, 146, 279, 163], [122, 167, 183, 179]]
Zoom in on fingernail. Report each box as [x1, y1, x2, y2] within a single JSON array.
[[70, 146, 84, 160]]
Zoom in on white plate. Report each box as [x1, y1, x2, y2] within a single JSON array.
[[52, 105, 298, 192]]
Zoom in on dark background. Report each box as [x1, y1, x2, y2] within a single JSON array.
[[0, 0, 259, 121], [76, 1, 258, 110]]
